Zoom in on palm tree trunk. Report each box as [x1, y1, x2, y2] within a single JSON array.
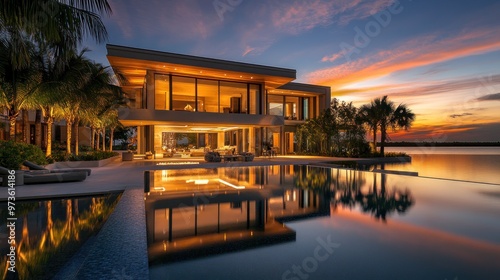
[[380, 125, 386, 156], [66, 119, 73, 154], [372, 128, 377, 152], [74, 119, 79, 155], [102, 128, 106, 151], [22, 109, 30, 143], [109, 127, 114, 151], [46, 117, 54, 157], [35, 109, 42, 147], [8, 113, 18, 141], [96, 129, 100, 151], [90, 126, 95, 150]]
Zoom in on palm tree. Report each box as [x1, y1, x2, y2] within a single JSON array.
[[361, 96, 415, 156], [0, 36, 42, 140], [1, 0, 112, 142], [69, 58, 126, 154], [1, 0, 111, 63]]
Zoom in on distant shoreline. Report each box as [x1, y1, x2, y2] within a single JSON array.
[[382, 142, 500, 147]]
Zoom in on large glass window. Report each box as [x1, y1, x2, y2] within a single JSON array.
[[220, 81, 247, 113], [249, 84, 260, 114], [303, 98, 309, 120], [285, 96, 299, 120], [268, 95, 284, 116], [172, 76, 196, 111], [154, 74, 169, 110], [197, 79, 218, 112]]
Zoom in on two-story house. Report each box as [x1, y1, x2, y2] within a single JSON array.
[[107, 44, 330, 157]]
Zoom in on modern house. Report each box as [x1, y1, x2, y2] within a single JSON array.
[[107, 44, 330, 157]]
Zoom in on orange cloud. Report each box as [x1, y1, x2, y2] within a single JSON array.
[[308, 28, 500, 89]]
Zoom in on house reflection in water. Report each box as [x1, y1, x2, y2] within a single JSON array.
[[144, 165, 331, 264]]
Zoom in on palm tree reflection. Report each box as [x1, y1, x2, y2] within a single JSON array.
[[1, 193, 121, 280], [295, 166, 414, 222]]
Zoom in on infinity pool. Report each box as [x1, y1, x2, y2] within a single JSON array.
[[0, 193, 122, 280], [146, 165, 500, 280]]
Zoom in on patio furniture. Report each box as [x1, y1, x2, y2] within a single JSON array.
[[122, 151, 134, 161], [23, 160, 92, 176], [1, 166, 87, 186], [222, 155, 239, 162], [239, 152, 255, 162], [24, 171, 87, 184], [204, 152, 222, 162], [189, 147, 206, 157]]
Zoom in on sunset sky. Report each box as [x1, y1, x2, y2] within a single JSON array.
[[86, 0, 500, 142]]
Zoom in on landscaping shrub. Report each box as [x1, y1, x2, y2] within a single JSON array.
[[48, 150, 118, 162], [70, 151, 118, 161], [0, 141, 47, 170]]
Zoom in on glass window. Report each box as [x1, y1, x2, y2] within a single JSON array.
[[285, 96, 299, 120], [303, 98, 309, 120], [197, 79, 218, 113], [268, 95, 284, 116], [154, 74, 169, 110], [220, 81, 247, 113], [172, 76, 196, 111], [249, 84, 260, 114]]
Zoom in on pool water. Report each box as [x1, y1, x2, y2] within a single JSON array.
[[147, 165, 500, 280], [0, 193, 122, 280]]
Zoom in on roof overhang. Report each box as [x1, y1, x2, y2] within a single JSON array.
[[107, 44, 296, 90]]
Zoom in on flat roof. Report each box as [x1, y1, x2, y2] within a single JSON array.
[[107, 44, 296, 89], [277, 82, 331, 95]]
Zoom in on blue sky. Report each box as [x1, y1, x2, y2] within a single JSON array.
[[85, 0, 500, 142]]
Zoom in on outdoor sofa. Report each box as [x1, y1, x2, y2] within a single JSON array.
[[23, 160, 92, 176], [0, 166, 87, 186]]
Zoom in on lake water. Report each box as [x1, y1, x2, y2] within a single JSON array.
[[147, 163, 500, 280], [384, 147, 500, 185]]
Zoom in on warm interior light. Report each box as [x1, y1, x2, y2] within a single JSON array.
[[154, 187, 166, 191], [186, 179, 209, 185], [218, 179, 245, 189]]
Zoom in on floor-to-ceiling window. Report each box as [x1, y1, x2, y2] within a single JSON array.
[[154, 74, 263, 115], [268, 95, 284, 116], [154, 74, 169, 110], [172, 76, 196, 111], [302, 97, 309, 120], [249, 84, 260, 114], [285, 96, 299, 120], [220, 81, 247, 113], [197, 79, 219, 112]]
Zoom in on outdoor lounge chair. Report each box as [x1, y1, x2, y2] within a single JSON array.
[[1, 165, 87, 186], [23, 170, 87, 184], [23, 160, 92, 176]]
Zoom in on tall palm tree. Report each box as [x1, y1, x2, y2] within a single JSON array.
[[375, 96, 396, 156], [0, 36, 42, 140], [1, 0, 111, 64], [67, 57, 126, 154], [363, 96, 415, 156], [1, 0, 112, 142]]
